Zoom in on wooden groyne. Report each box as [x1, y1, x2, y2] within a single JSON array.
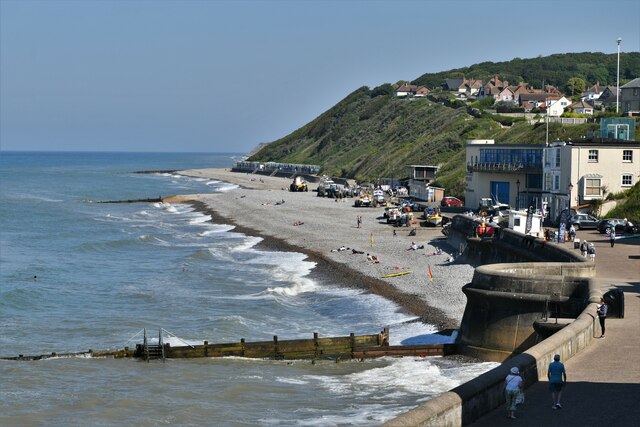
[[1, 328, 457, 362]]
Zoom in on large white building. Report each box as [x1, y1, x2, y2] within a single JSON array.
[[542, 139, 640, 219]]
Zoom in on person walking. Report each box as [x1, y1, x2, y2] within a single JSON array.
[[548, 354, 567, 409], [597, 297, 608, 338], [580, 240, 588, 257], [587, 243, 596, 262], [610, 228, 616, 247], [356, 215, 362, 229], [504, 367, 523, 419]]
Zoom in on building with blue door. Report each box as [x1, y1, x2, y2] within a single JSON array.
[[465, 140, 544, 210]]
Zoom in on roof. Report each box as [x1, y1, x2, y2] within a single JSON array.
[[520, 93, 559, 102], [570, 101, 593, 109], [621, 77, 640, 89], [445, 78, 464, 90]]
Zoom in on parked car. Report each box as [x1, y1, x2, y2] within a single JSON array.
[[597, 218, 637, 235], [441, 196, 463, 207], [567, 214, 599, 230]]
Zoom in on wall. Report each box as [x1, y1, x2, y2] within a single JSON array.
[[383, 215, 600, 426]]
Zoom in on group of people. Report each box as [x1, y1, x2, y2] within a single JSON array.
[[579, 240, 596, 261], [504, 354, 567, 419], [505, 297, 609, 418]]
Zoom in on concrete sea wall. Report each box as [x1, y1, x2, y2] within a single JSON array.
[[383, 215, 600, 426]]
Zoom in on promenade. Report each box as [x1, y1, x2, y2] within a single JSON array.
[[472, 230, 640, 426]]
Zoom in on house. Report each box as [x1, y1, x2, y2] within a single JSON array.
[[414, 86, 431, 97], [597, 86, 618, 108], [394, 83, 418, 97], [547, 97, 571, 117], [542, 137, 640, 219], [519, 93, 559, 111], [568, 101, 594, 115], [581, 81, 603, 102], [444, 78, 464, 91], [394, 83, 430, 98], [620, 77, 640, 114], [465, 140, 544, 209], [497, 87, 516, 103]]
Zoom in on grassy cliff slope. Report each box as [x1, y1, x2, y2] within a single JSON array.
[[248, 53, 640, 198]]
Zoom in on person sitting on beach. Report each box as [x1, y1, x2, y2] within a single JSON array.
[[373, 255, 380, 263], [352, 249, 364, 254], [366, 253, 374, 262], [407, 242, 418, 251], [293, 220, 304, 226]]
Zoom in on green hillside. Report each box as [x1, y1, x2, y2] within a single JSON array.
[[248, 52, 640, 198]]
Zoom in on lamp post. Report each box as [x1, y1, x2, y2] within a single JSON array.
[[616, 37, 622, 113], [516, 179, 520, 210], [567, 182, 574, 209]]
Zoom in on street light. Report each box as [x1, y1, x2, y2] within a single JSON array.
[[568, 182, 574, 209], [516, 179, 520, 210], [617, 37, 622, 113]]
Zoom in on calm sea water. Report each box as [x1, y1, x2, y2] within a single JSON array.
[[0, 152, 496, 426]]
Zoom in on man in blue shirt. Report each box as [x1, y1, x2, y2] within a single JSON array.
[[548, 354, 567, 409]]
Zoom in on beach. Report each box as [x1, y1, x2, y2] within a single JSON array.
[[170, 168, 475, 329]]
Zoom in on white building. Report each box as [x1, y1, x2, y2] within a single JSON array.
[[547, 96, 571, 117], [542, 140, 640, 219]]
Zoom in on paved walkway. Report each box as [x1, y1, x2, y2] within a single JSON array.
[[471, 231, 640, 426]]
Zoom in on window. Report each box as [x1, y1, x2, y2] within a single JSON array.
[[555, 149, 561, 167], [588, 150, 599, 162], [623, 150, 633, 162], [585, 178, 602, 197], [622, 174, 633, 186], [554, 175, 560, 191], [544, 174, 551, 191]]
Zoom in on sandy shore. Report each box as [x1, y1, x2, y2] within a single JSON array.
[[166, 169, 474, 329]]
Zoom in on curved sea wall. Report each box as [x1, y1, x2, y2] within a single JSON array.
[[383, 215, 600, 426]]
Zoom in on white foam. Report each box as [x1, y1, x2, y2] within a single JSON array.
[[198, 225, 235, 235], [188, 215, 212, 225], [229, 236, 263, 251]]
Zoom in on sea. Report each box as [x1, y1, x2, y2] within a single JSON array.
[[0, 151, 497, 426]]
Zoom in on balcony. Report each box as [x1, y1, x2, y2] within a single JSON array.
[[466, 162, 541, 174]]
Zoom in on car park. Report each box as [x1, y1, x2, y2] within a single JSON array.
[[441, 196, 463, 207], [568, 214, 599, 230]]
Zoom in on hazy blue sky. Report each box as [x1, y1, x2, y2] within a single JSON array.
[[1, 0, 639, 154]]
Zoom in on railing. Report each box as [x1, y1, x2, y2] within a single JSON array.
[[466, 162, 541, 173]]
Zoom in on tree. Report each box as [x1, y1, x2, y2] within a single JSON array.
[[566, 77, 587, 96]]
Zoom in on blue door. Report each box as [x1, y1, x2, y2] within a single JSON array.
[[490, 181, 510, 205]]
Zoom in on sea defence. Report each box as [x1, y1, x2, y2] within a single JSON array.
[[384, 215, 601, 426]]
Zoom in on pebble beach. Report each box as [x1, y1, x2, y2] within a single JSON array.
[[168, 169, 475, 329]]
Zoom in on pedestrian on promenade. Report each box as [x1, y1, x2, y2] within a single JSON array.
[[548, 354, 567, 409], [587, 243, 596, 262], [597, 297, 608, 338], [580, 240, 588, 257], [610, 228, 616, 247], [504, 367, 523, 419], [569, 224, 576, 242]]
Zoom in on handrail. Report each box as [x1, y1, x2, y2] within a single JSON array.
[[160, 328, 196, 349], [122, 329, 146, 348]]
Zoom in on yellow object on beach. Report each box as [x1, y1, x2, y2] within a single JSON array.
[[381, 271, 412, 278]]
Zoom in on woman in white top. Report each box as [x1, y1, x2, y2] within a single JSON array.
[[504, 366, 524, 419]]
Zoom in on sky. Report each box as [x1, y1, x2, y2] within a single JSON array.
[[1, 0, 639, 154]]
